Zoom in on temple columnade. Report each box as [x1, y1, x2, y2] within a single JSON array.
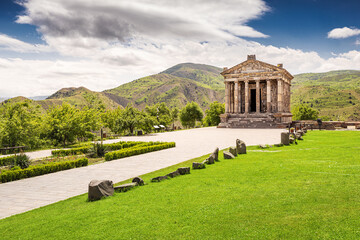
[[218, 55, 293, 128]]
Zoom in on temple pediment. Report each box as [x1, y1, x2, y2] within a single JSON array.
[[221, 55, 293, 80]]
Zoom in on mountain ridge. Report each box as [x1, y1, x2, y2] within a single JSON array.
[[1, 63, 360, 120]]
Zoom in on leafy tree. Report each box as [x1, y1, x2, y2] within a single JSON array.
[[203, 101, 225, 126], [46, 103, 82, 147], [120, 105, 155, 135], [180, 102, 204, 128], [0, 101, 42, 148], [78, 107, 101, 140], [102, 107, 123, 134], [292, 104, 319, 120], [0, 101, 43, 149], [145, 102, 172, 127], [170, 107, 179, 129]]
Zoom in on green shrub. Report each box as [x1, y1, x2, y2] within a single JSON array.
[[105, 142, 175, 161], [51, 147, 90, 156], [0, 158, 88, 183], [0, 154, 30, 168], [103, 141, 144, 151], [89, 143, 108, 158], [0, 155, 17, 166], [15, 154, 30, 169]]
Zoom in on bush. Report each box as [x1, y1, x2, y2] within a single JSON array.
[[103, 141, 143, 151], [0, 154, 30, 168], [105, 142, 175, 161], [89, 143, 108, 158], [0, 158, 88, 183], [15, 154, 30, 169], [51, 147, 90, 156], [0, 155, 17, 166]]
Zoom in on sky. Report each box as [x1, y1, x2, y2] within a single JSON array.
[[0, 0, 359, 98]]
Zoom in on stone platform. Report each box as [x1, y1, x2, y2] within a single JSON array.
[[218, 113, 292, 128]]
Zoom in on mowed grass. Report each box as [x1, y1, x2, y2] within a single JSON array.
[[1, 131, 360, 239]]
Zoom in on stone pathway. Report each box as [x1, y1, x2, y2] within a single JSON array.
[[0, 127, 284, 219]]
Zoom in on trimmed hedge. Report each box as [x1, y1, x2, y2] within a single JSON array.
[[0, 155, 17, 166], [0, 158, 88, 183], [51, 147, 90, 156], [103, 141, 154, 151], [105, 142, 176, 161]]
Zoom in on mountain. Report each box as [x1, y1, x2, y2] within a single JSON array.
[[1, 87, 121, 113], [1, 63, 359, 121], [291, 70, 360, 121], [104, 63, 224, 109]]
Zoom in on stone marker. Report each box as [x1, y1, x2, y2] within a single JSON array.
[[132, 177, 144, 186], [236, 139, 241, 153], [229, 146, 237, 156], [88, 180, 114, 201], [259, 144, 267, 149], [192, 162, 206, 169], [223, 151, 235, 159], [114, 182, 137, 192], [236, 140, 247, 154], [204, 155, 215, 164], [151, 175, 168, 182], [213, 147, 219, 161], [177, 167, 190, 175], [281, 132, 290, 145], [167, 170, 180, 178]]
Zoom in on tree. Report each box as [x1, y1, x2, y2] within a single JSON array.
[[102, 107, 123, 134], [78, 107, 101, 140], [170, 107, 179, 130], [0, 101, 43, 149], [145, 102, 172, 127], [203, 101, 225, 126], [180, 102, 203, 128], [292, 104, 319, 120], [46, 103, 82, 146]]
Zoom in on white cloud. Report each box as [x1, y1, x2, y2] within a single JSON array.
[[0, 34, 51, 53], [0, 0, 359, 98], [355, 39, 360, 45], [328, 27, 360, 39]]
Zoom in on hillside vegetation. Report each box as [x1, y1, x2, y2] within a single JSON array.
[[2, 64, 360, 120], [104, 63, 224, 110], [291, 70, 360, 120]]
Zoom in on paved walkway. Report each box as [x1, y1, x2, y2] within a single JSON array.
[[0, 127, 284, 219]]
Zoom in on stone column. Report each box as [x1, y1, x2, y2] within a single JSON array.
[[277, 79, 283, 112], [256, 80, 260, 113], [266, 79, 271, 113], [230, 82, 233, 113], [234, 81, 239, 113], [288, 83, 291, 112], [225, 82, 229, 113], [244, 80, 249, 114], [239, 82, 242, 113]]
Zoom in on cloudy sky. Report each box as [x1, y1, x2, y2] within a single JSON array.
[[0, 0, 359, 98]]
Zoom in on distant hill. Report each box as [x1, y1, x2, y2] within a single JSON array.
[[291, 70, 360, 121], [104, 63, 224, 109], [1, 63, 359, 121]]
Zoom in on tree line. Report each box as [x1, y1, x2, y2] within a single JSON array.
[[0, 101, 225, 150]]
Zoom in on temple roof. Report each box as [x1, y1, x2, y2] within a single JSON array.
[[221, 55, 293, 81]]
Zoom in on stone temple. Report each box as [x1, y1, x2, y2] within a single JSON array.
[[218, 55, 293, 128]]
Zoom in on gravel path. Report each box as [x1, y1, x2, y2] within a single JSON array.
[[0, 127, 284, 219]]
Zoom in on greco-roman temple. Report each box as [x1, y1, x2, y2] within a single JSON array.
[[218, 55, 293, 128]]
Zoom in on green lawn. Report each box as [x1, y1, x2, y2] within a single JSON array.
[[1, 131, 360, 239]]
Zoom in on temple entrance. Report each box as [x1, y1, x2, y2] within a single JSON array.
[[250, 89, 256, 112]]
